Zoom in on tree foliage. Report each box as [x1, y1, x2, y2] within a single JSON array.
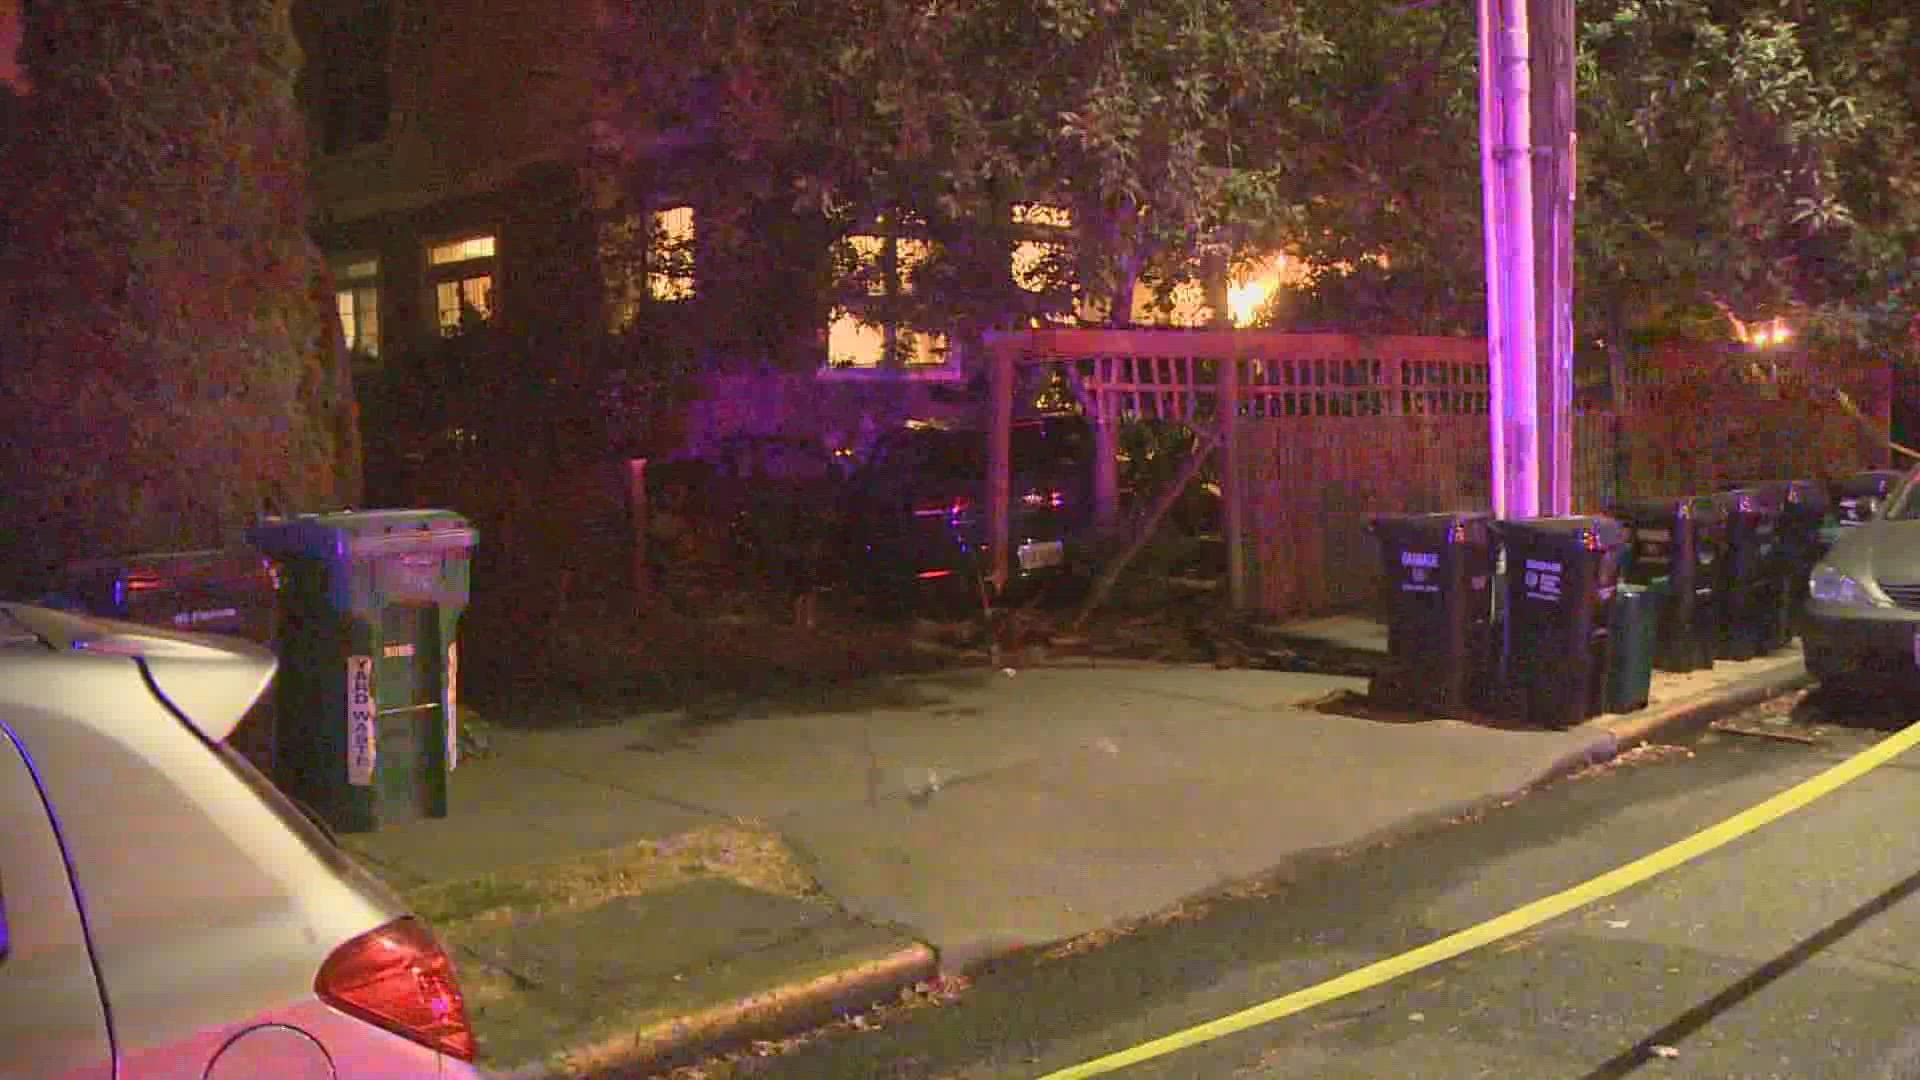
[[598, 0, 1331, 335], [596, 0, 1914, 361], [0, 0, 359, 589]]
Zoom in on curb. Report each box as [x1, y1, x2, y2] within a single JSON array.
[[494, 942, 939, 1080], [495, 937, 936, 1068], [1540, 657, 1814, 786]]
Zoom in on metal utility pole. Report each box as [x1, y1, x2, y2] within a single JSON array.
[[1480, 0, 1540, 520], [1531, 0, 1577, 514]]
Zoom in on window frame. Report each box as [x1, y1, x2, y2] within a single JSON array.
[[820, 213, 958, 382], [424, 231, 499, 337], [329, 254, 382, 359]]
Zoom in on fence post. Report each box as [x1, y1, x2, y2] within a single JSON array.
[[626, 457, 651, 610], [1218, 348, 1245, 610], [988, 341, 1014, 592]]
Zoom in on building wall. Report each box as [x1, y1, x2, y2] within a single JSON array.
[[298, 0, 601, 221], [310, 160, 601, 362]]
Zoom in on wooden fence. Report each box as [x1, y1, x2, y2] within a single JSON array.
[[1004, 329, 1891, 620], [372, 330, 1890, 625]]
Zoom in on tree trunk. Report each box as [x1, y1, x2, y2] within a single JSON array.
[[0, 0, 359, 591]]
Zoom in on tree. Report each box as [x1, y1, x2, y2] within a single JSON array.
[[1254, 0, 1485, 333], [597, 0, 1333, 344], [0, 0, 358, 591]]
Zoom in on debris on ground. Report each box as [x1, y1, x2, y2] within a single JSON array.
[[653, 974, 973, 1079], [1708, 721, 1820, 744], [1566, 742, 1694, 781]]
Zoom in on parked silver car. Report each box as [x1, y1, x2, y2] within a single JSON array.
[[0, 603, 484, 1079], [1803, 463, 1920, 691]]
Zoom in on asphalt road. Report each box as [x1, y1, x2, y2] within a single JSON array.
[[689, 687, 1920, 1080]]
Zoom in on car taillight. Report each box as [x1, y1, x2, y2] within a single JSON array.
[[315, 917, 476, 1062]]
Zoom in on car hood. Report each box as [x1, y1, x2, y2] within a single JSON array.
[[1831, 520, 1920, 585]]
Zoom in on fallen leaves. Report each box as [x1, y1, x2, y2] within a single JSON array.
[[1566, 742, 1693, 782]]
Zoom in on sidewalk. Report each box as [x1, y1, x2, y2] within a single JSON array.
[[343, 615, 1810, 1078]]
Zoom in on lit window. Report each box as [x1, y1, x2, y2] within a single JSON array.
[[1013, 203, 1073, 229], [1013, 240, 1067, 294], [428, 235, 496, 266], [1164, 280, 1212, 327], [1011, 202, 1073, 309], [825, 218, 946, 370], [849, 235, 888, 295], [648, 205, 696, 302], [425, 233, 496, 336], [827, 309, 946, 368], [435, 277, 493, 334], [331, 256, 380, 357]]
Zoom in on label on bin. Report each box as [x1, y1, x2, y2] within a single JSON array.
[[446, 642, 459, 771], [1523, 559, 1563, 602], [1399, 550, 1441, 593], [348, 655, 377, 786], [171, 607, 240, 628]]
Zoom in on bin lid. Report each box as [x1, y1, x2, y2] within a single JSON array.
[[1608, 494, 1724, 527], [1831, 469, 1907, 499], [1720, 478, 1826, 512], [248, 509, 478, 561], [1367, 511, 1492, 545], [1716, 485, 1785, 516], [1713, 486, 1794, 519], [1492, 514, 1630, 552]]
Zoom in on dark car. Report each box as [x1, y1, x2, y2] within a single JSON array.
[[842, 415, 1093, 610], [646, 435, 852, 609]]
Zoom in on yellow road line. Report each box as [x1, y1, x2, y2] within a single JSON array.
[[1039, 719, 1920, 1079]]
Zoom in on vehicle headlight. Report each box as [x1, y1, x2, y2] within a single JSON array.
[[1809, 564, 1891, 608]]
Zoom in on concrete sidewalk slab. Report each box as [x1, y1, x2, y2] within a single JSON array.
[[381, 620, 1813, 1077], [459, 879, 932, 1076], [778, 701, 1598, 970], [342, 750, 716, 886]]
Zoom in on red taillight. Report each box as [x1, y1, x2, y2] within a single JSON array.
[[316, 917, 476, 1062], [917, 568, 956, 580]]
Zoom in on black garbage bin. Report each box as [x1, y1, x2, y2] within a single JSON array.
[[1367, 512, 1494, 717], [1609, 495, 1726, 672], [1493, 515, 1631, 730], [1724, 479, 1828, 647], [1715, 487, 1785, 660]]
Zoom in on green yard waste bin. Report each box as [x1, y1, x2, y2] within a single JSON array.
[[248, 510, 477, 834], [1605, 581, 1660, 714]]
